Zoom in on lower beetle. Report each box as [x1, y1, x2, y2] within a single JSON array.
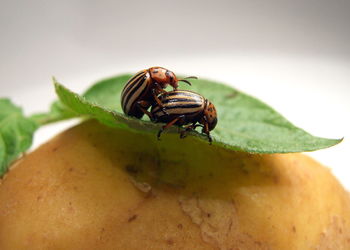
[[121, 67, 197, 118], [149, 90, 218, 143]]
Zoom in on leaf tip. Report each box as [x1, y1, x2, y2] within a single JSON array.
[[52, 78, 64, 93], [52, 77, 61, 89], [52, 76, 58, 82], [328, 136, 344, 146], [336, 137, 344, 144]]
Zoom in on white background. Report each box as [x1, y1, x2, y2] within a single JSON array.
[[1, 0, 349, 189]]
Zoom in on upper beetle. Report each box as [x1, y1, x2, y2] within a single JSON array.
[[149, 90, 218, 143], [121, 67, 197, 118]]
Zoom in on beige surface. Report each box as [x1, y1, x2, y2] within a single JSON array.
[[0, 120, 349, 249]]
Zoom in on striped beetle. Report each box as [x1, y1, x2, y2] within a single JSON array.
[[148, 90, 218, 143], [121, 67, 197, 118]]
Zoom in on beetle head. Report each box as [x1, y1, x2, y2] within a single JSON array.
[[149, 67, 177, 89], [149, 67, 197, 90], [165, 70, 178, 89], [203, 100, 218, 131]]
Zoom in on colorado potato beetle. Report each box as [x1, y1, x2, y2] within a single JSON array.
[[121, 67, 197, 118], [149, 90, 218, 143]]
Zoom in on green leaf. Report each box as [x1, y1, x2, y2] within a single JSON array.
[[0, 99, 38, 175], [83, 75, 130, 111], [54, 75, 342, 153]]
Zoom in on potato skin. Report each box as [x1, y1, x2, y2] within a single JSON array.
[[0, 120, 349, 250]]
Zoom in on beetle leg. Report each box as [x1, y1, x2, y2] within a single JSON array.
[[202, 117, 212, 144], [152, 89, 169, 116], [180, 123, 206, 139], [180, 123, 196, 139], [159, 88, 167, 93], [158, 115, 185, 140], [180, 125, 192, 139], [179, 130, 186, 139], [154, 82, 167, 92], [136, 101, 153, 120], [152, 89, 163, 106]]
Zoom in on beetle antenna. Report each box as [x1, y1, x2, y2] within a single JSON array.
[[178, 76, 197, 86], [178, 79, 192, 86], [184, 76, 198, 79]]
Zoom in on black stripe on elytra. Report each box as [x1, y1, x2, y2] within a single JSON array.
[[122, 71, 145, 98], [128, 70, 145, 84], [164, 103, 202, 109], [152, 102, 202, 113], [162, 98, 200, 104], [123, 72, 147, 98], [123, 75, 148, 110], [155, 110, 200, 118], [122, 75, 144, 110]]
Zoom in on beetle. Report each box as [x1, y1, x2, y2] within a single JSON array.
[[121, 67, 197, 118], [149, 90, 218, 143]]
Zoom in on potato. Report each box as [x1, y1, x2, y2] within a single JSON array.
[[0, 120, 349, 250]]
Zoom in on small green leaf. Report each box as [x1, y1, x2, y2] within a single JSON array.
[[0, 99, 38, 175], [54, 75, 342, 153]]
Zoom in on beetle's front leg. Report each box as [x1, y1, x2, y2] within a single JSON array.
[[153, 83, 167, 94], [202, 117, 212, 144], [152, 89, 169, 116], [180, 123, 205, 139]]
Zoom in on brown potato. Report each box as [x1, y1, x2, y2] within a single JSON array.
[[0, 120, 349, 249]]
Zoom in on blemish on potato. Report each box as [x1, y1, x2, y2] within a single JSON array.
[[255, 240, 262, 246], [315, 216, 350, 249], [166, 239, 174, 245], [125, 164, 139, 175], [128, 214, 137, 222]]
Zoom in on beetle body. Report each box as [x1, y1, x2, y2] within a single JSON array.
[[121, 67, 196, 118], [150, 90, 218, 143]]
